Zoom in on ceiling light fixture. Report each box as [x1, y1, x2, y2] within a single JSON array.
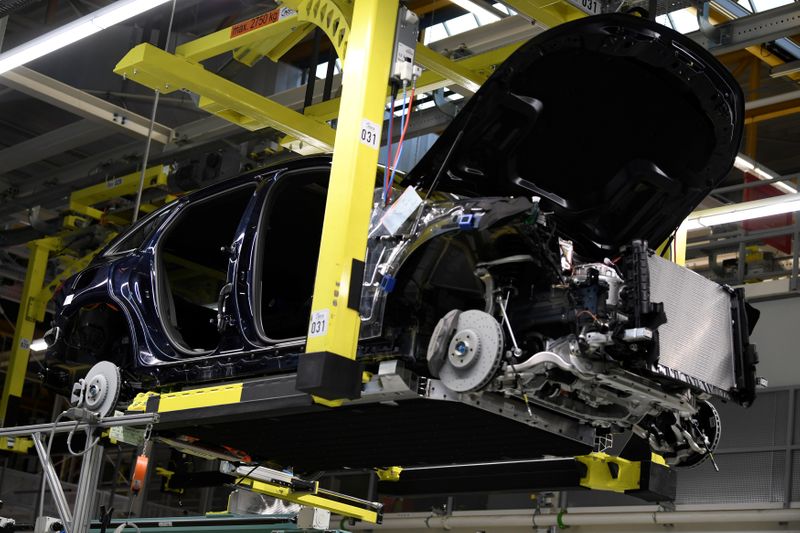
[[0, 0, 171, 75], [733, 153, 797, 194], [449, 0, 501, 21], [685, 193, 800, 230]]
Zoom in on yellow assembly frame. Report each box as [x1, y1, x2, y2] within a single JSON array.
[[0, 165, 171, 427], [302, 0, 398, 405], [235, 477, 381, 523]]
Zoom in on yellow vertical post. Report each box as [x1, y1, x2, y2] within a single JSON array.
[[297, 0, 399, 406], [674, 224, 688, 266], [0, 240, 54, 426]]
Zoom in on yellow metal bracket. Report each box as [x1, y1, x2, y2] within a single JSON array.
[[237, 477, 380, 523], [282, 0, 354, 61], [575, 452, 641, 493], [126, 383, 244, 414], [156, 467, 185, 494], [375, 466, 403, 482], [2, 436, 34, 454], [177, 1, 352, 66]]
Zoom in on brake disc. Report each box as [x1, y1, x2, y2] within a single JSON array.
[[436, 309, 504, 393], [82, 361, 122, 417], [684, 400, 722, 469]]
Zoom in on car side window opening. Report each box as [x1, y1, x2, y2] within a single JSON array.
[[104, 203, 175, 256], [158, 184, 256, 352], [254, 170, 328, 340]]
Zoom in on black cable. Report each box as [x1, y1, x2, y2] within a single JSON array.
[[660, 232, 676, 258], [233, 464, 262, 487]]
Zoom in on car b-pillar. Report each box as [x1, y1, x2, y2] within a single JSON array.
[[296, 0, 399, 406]]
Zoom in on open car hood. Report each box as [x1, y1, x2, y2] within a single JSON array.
[[405, 14, 743, 259]]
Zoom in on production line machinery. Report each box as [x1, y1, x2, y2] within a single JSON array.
[[1, 359, 675, 533]]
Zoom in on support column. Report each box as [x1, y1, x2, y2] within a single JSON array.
[[0, 239, 55, 426], [298, 0, 399, 406]]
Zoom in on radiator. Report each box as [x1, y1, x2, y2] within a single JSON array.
[[647, 254, 735, 391]]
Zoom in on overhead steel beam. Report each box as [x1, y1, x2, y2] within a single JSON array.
[[0, 120, 109, 176], [770, 59, 800, 78], [688, 1, 800, 56], [298, 41, 523, 125], [428, 14, 543, 55], [0, 66, 174, 143]]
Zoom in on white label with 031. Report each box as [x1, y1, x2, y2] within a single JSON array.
[[359, 119, 380, 150], [308, 309, 330, 338], [566, 0, 602, 14]]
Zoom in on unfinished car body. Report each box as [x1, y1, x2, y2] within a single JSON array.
[[43, 14, 757, 470]]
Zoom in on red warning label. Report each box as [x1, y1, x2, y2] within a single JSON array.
[[231, 8, 283, 38]]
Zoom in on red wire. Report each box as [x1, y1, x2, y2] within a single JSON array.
[[384, 93, 395, 197], [387, 85, 416, 203]]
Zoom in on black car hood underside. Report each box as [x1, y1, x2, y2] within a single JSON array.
[[405, 14, 744, 259]]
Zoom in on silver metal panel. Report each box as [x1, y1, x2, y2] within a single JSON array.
[[648, 254, 735, 390]]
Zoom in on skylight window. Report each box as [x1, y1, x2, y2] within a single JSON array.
[[751, 0, 793, 11], [423, 22, 450, 45], [314, 59, 341, 79], [443, 13, 480, 35], [667, 8, 700, 33]]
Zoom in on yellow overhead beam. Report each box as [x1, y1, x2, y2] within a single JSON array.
[[745, 99, 800, 124], [178, 1, 353, 67], [114, 43, 335, 152], [70, 165, 169, 207], [501, 0, 585, 29], [301, 0, 399, 405], [234, 22, 317, 65], [175, 6, 302, 63], [414, 43, 488, 93]]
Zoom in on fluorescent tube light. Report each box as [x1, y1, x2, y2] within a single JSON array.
[[685, 193, 800, 230], [30, 338, 48, 352], [733, 152, 797, 194], [450, 0, 501, 20], [734, 155, 755, 171], [0, 0, 171, 75]]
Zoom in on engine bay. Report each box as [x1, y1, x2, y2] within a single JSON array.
[[363, 191, 759, 469]]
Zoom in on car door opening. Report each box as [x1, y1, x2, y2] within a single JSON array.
[[254, 170, 329, 341], [158, 185, 256, 353]]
